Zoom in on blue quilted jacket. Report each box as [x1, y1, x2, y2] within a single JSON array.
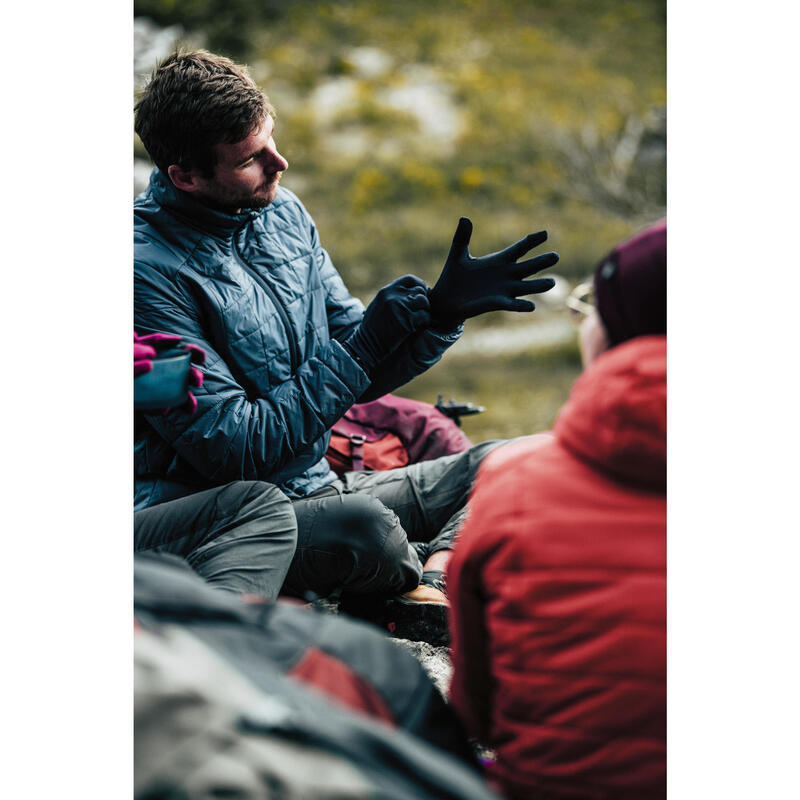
[[134, 168, 461, 509]]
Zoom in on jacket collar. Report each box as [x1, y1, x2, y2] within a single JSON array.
[[148, 167, 261, 238]]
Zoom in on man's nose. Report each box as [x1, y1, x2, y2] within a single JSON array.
[[262, 147, 288, 173]]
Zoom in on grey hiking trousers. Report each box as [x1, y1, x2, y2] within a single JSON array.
[[134, 481, 298, 599], [284, 440, 505, 599]]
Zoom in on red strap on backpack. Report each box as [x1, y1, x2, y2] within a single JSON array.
[[349, 434, 365, 471], [326, 430, 410, 476], [326, 394, 472, 477]]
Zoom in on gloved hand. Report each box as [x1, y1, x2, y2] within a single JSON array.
[[134, 331, 180, 376], [428, 217, 559, 329], [343, 275, 431, 373], [133, 331, 206, 414]]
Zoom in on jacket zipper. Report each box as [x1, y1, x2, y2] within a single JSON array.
[[231, 232, 301, 369]]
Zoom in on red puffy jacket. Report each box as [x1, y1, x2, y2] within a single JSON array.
[[449, 335, 666, 799]]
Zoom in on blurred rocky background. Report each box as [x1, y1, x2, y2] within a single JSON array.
[[134, 0, 665, 442]]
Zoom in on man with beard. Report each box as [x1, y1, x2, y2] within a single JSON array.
[[133, 49, 558, 642]]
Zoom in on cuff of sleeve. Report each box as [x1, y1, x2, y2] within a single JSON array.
[[427, 320, 464, 341], [329, 336, 372, 389]]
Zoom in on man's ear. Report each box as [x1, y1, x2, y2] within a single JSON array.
[[167, 164, 203, 193]]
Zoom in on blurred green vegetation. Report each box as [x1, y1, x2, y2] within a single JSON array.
[[395, 338, 584, 441], [134, 0, 665, 438]]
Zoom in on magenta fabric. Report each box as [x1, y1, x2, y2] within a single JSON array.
[[593, 219, 666, 347], [134, 331, 207, 414], [335, 394, 473, 464], [183, 343, 206, 412], [134, 342, 156, 377], [134, 331, 181, 377]]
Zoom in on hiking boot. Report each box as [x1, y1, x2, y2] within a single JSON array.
[[383, 583, 449, 647], [420, 569, 446, 595], [339, 571, 450, 647]]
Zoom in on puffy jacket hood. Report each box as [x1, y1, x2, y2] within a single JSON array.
[[554, 335, 666, 491]]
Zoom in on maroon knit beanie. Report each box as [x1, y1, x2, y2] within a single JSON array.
[[594, 219, 666, 347]]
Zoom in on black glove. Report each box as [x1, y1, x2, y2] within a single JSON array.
[[428, 217, 559, 329], [343, 275, 431, 373]]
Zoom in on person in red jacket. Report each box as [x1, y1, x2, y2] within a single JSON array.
[[448, 220, 666, 799]]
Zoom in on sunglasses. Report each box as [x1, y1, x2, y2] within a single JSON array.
[[566, 281, 594, 319]]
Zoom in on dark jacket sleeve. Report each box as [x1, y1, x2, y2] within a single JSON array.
[[134, 261, 371, 484], [310, 217, 463, 403], [358, 323, 463, 402]]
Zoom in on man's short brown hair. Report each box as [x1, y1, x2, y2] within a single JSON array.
[[135, 49, 273, 177]]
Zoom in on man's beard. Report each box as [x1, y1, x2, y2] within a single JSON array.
[[196, 173, 282, 213]]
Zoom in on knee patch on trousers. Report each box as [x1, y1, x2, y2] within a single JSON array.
[[316, 494, 420, 594], [312, 494, 399, 558], [214, 481, 298, 551]]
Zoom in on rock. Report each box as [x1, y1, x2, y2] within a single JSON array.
[[391, 638, 452, 699]]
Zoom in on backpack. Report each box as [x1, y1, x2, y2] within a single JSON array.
[[326, 394, 473, 476], [136, 623, 500, 800], [134, 553, 476, 765]]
